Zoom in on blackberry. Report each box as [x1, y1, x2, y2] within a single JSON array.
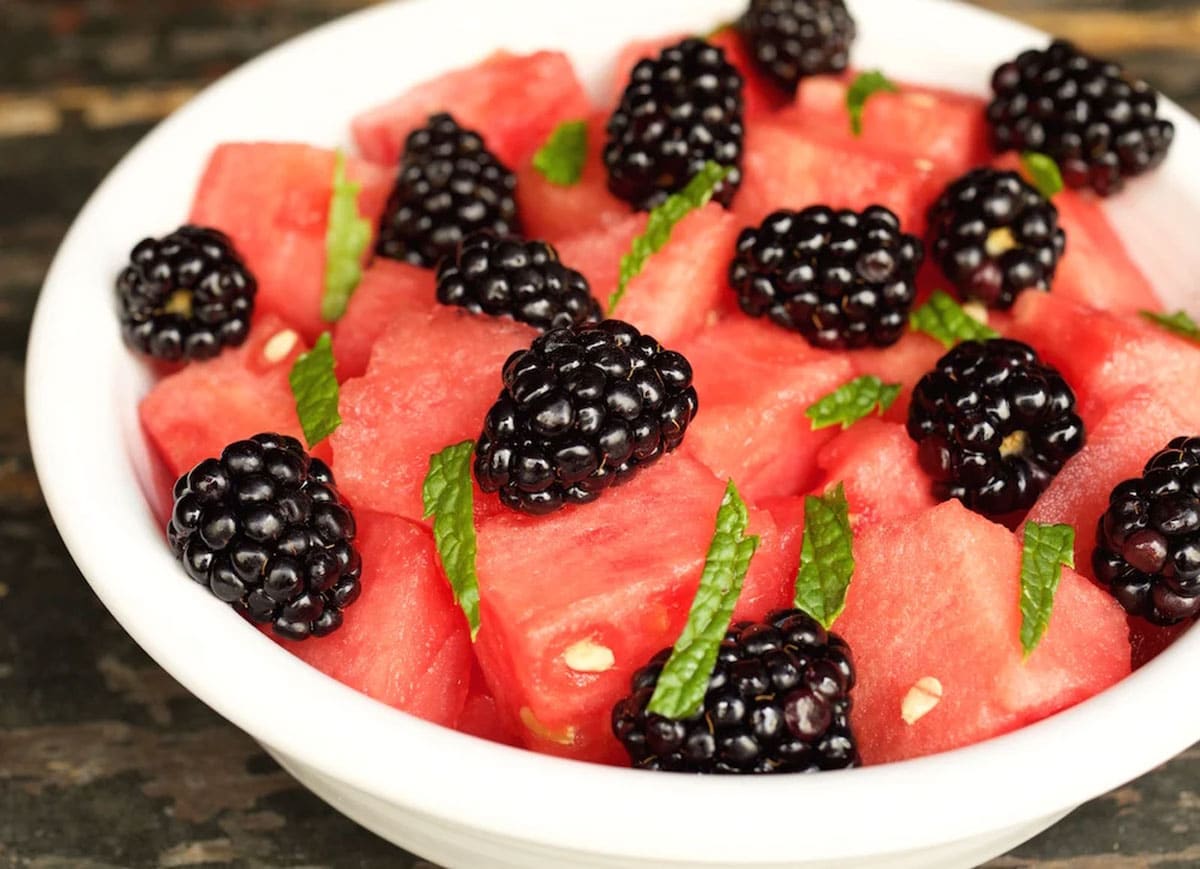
[[737, 0, 856, 94], [1093, 437, 1200, 625], [604, 37, 744, 211], [728, 205, 923, 349], [612, 609, 859, 773], [436, 232, 602, 331], [907, 339, 1085, 517], [376, 113, 520, 268], [168, 433, 362, 640], [987, 40, 1175, 196], [116, 225, 255, 362], [474, 319, 698, 515], [927, 168, 1066, 310]]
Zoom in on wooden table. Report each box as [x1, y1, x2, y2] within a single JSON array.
[[2, 2, 1197, 866]]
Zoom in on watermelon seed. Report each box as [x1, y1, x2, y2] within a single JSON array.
[[901, 676, 943, 725], [519, 707, 576, 746], [563, 639, 615, 673], [914, 157, 935, 173], [263, 329, 299, 364]]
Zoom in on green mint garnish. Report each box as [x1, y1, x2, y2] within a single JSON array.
[[1019, 522, 1075, 658], [646, 480, 759, 720], [846, 70, 898, 136], [793, 483, 855, 630], [909, 290, 1000, 349], [423, 441, 482, 640], [1140, 309, 1200, 343], [806, 375, 902, 431], [1020, 152, 1065, 199], [288, 333, 341, 448], [608, 161, 731, 315], [321, 150, 372, 323], [532, 119, 589, 186]]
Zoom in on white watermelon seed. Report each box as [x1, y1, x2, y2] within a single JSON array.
[[901, 676, 943, 725]]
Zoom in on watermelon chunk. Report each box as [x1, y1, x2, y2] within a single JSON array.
[[456, 662, 522, 746], [837, 500, 1130, 765], [189, 143, 392, 344], [271, 511, 471, 726], [473, 454, 794, 764], [331, 260, 435, 380], [351, 51, 591, 169]]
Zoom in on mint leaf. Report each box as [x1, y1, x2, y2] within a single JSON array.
[[806, 375, 901, 431], [793, 483, 855, 630], [532, 119, 588, 186], [608, 161, 731, 314], [646, 480, 759, 720], [321, 150, 372, 323], [288, 333, 340, 447], [909, 290, 1000, 349], [846, 70, 898, 136], [1141, 309, 1200, 343], [423, 441, 481, 639], [1021, 152, 1065, 199], [1020, 522, 1076, 658]]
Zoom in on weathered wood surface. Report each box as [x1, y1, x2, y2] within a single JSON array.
[[1, 1, 1197, 866]]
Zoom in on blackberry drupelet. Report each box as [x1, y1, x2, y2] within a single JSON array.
[[376, 113, 521, 268], [927, 168, 1066, 310], [907, 339, 1085, 517], [737, 0, 856, 94], [474, 319, 698, 515], [1093, 437, 1200, 625], [168, 433, 362, 640], [987, 39, 1175, 196], [604, 37, 745, 211], [116, 225, 255, 362], [436, 232, 602, 331], [612, 609, 859, 773], [728, 205, 923, 349]]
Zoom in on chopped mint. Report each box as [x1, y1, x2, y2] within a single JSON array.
[[793, 483, 855, 630], [646, 481, 759, 720], [846, 70, 898, 136], [1019, 522, 1076, 658], [321, 150, 372, 323], [532, 119, 589, 187], [1020, 152, 1065, 199], [608, 162, 731, 315], [909, 290, 1000, 349], [288, 333, 340, 448], [806, 375, 902, 431], [423, 441, 481, 639], [1140, 309, 1200, 343]]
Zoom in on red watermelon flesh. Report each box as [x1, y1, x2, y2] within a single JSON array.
[[271, 511, 471, 727], [1131, 620, 1192, 670], [189, 143, 392, 344], [838, 500, 1130, 765], [331, 260, 435, 380], [473, 453, 794, 764], [457, 662, 522, 746], [351, 51, 591, 169], [331, 307, 536, 522], [680, 316, 854, 500]]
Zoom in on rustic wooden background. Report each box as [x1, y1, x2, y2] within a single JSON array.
[[2, 1, 1198, 867]]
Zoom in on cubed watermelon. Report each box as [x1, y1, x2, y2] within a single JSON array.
[[351, 51, 591, 169], [189, 143, 393, 343], [837, 500, 1130, 765], [331, 260, 435, 380], [456, 661, 522, 746]]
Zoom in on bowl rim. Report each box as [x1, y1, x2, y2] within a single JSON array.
[[26, 0, 1200, 862]]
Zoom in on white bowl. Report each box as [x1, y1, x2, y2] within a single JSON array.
[[26, 1, 1200, 866]]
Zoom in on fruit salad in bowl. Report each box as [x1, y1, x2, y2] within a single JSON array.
[[26, 0, 1200, 866]]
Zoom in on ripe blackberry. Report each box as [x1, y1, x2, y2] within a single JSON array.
[[928, 168, 1066, 310], [612, 609, 859, 773], [376, 113, 521, 268], [728, 205, 923, 349], [604, 37, 744, 211], [908, 339, 1085, 517], [436, 232, 602, 331], [168, 433, 362, 640], [1093, 437, 1200, 625], [987, 40, 1175, 196], [474, 319, 698, 515], [116, 225, 255, 362], [737, 0, 856, 94]]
